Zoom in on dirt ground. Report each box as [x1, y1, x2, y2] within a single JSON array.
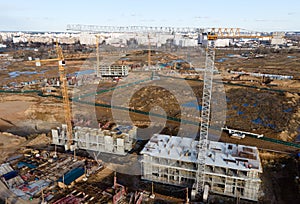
[[0, 97, 35, 129], [0, 132, 26, 163], [0, 48, 299, 203], [0, 94, 63, 136]]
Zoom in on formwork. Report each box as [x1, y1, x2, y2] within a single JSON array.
[[52, 125, 137, 155], [140, 134, 262, 201]]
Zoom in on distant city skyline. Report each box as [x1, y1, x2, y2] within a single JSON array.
[[0, 0, 299, 32]]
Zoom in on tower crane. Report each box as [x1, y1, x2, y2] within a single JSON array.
[[192, 31, 216, 202], [193, 29, 283, 201], [206, 28, 273, 40], [34, 42, 73, 150], [66, 24, 281, 201]]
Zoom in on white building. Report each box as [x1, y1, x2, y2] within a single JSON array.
[[271, 32, 286, 45], [141, 134, 262, 201], [215, 39, 231, 47]]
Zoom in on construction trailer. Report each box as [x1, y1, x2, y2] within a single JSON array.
[[52, 125, 137, 155], [140, 134, 262, 201]]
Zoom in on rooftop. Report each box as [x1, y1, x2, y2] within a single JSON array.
[[141, 134, 262, 172]]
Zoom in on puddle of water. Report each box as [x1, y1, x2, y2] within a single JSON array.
[[216, 58, 228, 63], [237, 111, 244, 115], [75, 69, 95, 76], [252, 117, 276, 129], [182, 100, 202, 111], [243, 103, 249, 107], [266, 124, 276, 129], [252, 117, 263, 125], [8, 71, 38, 78], [283, 108, 293, 113]]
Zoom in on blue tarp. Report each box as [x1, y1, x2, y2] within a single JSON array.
[[17, 162, 37, 169], [57, 167, 84, 185], [2, 170, 18, 180]]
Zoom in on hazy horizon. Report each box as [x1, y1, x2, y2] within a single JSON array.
[[1, 0, 299, 32]]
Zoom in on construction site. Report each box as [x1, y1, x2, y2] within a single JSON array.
[[0, 25, 299, 204]]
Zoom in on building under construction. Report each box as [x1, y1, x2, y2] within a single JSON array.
[[97, 65, 129, 77], [52, 125, 137, 155], [141, 134, 262, 201]]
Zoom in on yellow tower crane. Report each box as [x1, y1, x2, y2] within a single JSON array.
[[207, 28, 273, 40], [35, 42, 73, 149]]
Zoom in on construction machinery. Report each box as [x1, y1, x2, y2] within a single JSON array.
[[35, 42, 73, 150]]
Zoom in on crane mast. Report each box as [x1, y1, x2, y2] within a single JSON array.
[[196, 40, 215, 196], [55, 43, 73, 149]]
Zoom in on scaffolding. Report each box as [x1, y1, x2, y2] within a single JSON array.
[[98, 65, 129, 77], [141, 134, 262, 201]]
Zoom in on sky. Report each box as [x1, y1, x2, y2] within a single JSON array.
[[0, 0, 299, 32]]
